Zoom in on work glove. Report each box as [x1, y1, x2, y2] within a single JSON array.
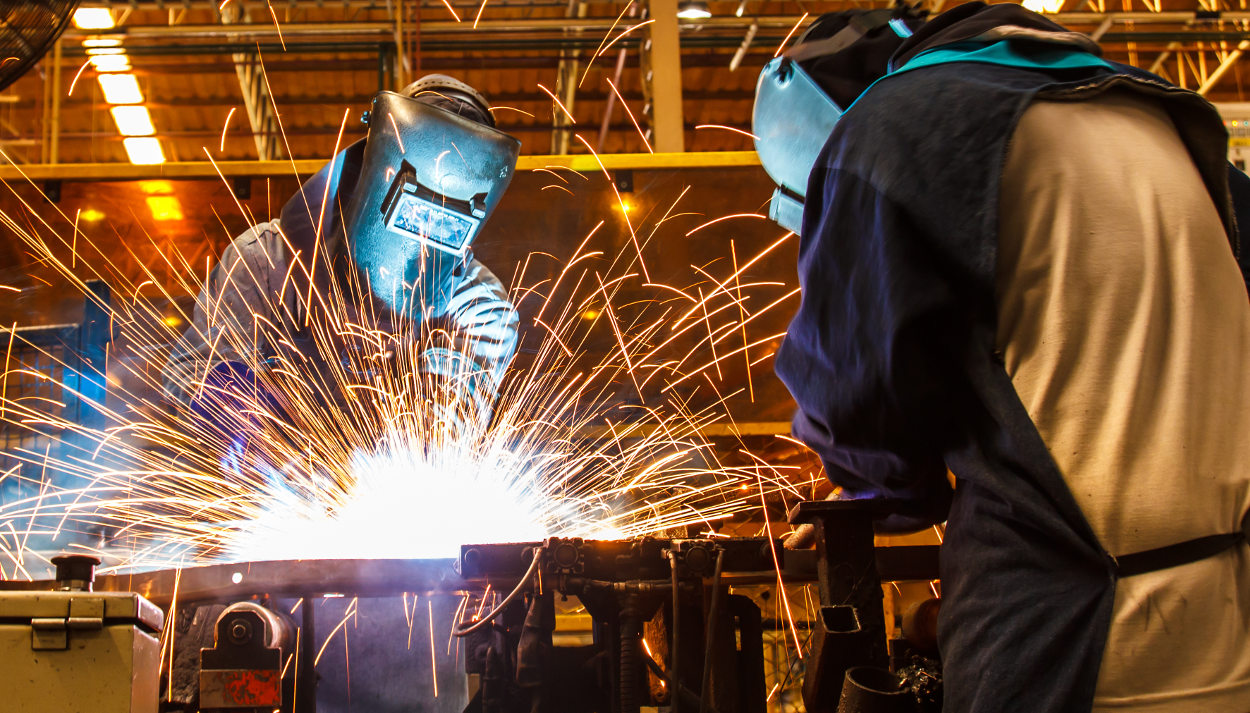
[[189, 360, 289, 471], [419, 347, 497, 439]]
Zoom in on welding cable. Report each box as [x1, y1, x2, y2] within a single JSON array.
[[669, 551, 682, 713], [453, 547, 543, 637], [699, 548, 726, 713]]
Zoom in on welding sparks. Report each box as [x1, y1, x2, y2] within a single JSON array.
[[776, 12, 810, 57], [0, 134, 809, 580], [695, 124, 760, 141], [537, 83, 576, 125], [220, 107, 237, 153]]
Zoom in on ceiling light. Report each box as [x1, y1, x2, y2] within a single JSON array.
[[98, 73, 142, 104], [82, 38, 122, 48], [124, 137, 166, 165], [86, 47, 125, 56], [89, 54, 131, 72], [111, 106, 155, 136], [72, 8, 115, 30], [138, 180, 175, 195], [1021, 0, 1065, 13], [145, 196, 184, 222], [677, 1, 712, 20]]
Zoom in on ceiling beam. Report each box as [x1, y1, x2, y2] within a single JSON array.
[[0, 151, 761, 182], [35, 119, 750, 141]]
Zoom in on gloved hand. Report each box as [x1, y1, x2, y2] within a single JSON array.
[[419, 347, 497, 438], [189, 360, 286, 459]]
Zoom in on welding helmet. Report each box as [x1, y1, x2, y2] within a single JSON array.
[[752, 7, 926, 232], [344, 75, 521, 318]]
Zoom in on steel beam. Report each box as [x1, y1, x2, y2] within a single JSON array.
[[0, 151, 760, 181], [60, 14, 817, 40], [50, 40, 62, 165], [552, 1, 588, 154], [60, 12, 1250, 43], [1199, 40, 1250, 95], [220, 5, 280, 160]]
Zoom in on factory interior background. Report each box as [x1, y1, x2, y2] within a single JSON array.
[[0, 1, 1246, 712]]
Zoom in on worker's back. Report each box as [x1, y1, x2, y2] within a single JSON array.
[[997, 87, 1250, 710]]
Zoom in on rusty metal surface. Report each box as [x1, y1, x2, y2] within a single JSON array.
[[200, 669, 283, 708]]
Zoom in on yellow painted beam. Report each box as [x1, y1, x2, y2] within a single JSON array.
[[0, 152, 760, 183]]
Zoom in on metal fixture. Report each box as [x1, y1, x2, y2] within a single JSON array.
[[677, 0, 711, 20]]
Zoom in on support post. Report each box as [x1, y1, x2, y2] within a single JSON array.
[[646, 0, 685, 153], [50, 39, 63, 164]]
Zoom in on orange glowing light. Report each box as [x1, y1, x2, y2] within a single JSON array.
[[145, 195, 184, 222]]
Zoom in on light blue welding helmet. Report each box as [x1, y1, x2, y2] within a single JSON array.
[[752, 8, 923, 233], [345, 76, 521, 319]]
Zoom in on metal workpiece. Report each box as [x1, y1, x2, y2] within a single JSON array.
[[0, 587, 163, 713], [459, 537, 782, 584], [456, 537, 774, 713], [788, 500, 893, 712], [0, 557, 472, 605]]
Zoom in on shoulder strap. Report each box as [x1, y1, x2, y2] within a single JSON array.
[[1114, 510, 1249, 577]]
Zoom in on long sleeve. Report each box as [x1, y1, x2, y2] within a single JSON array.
[[420, 258, 519, 418], [162, 222, 287, 407], [774, 165, 961, 525]]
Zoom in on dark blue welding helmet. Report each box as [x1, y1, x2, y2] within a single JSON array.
[[344, 75, 521, 318], [752, 7, 925, 233]]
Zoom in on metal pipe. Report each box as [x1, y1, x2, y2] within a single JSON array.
[[699, 548, 724, 713], [729, 21, 757, 72], [1149, 40, 1182, 73], [394, 0, 406, 90], [1089, 16, 1114, 42], [61, 14, 812, 40], [670, 550, 681, 713], [59, 11, 1250, 43], [620, 593, 642, 713], [40, 50, 50, 164], [597, 1, 637, 151], [50, 39, 62, 165]]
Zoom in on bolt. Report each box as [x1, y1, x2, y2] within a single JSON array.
[[228, 618, 253, 645]]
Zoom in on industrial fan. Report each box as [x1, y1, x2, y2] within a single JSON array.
[[0, 0, 82, 92]]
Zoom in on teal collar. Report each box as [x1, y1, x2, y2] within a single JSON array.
[[893, 39, 1114, 75], [843, 39, 1114, 115]]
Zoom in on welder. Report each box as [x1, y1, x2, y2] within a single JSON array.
[[162, 75, 521, 444], [754, 3, 1250, 712]]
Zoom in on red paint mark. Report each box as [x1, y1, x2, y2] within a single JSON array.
[[221, 670, 281, 705]]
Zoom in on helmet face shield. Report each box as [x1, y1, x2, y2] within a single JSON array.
[[752, 58, 845, 234], [346, 91, 521, 317], [751, 8, 920, 233]]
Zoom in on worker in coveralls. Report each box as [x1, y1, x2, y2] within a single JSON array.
[[753, 3, 1250, 711], [163, 75, 521, 439]]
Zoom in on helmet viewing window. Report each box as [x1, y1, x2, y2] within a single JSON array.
[[380, 160, 486, 257]]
